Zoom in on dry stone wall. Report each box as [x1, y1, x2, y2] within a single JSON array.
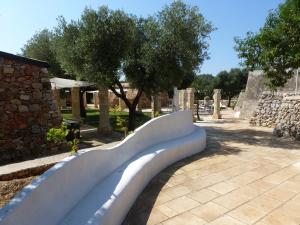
[[273, 96, 300, 140], [0, 52, 62, 164], [250, 92, 283, 127], [250, 92, 300, 140]]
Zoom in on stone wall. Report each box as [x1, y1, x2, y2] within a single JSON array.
[[239, 70, 300, 119], [0, 52, 62, 164], [249, 92, 300, 140], [273, 95, 300, 140], [250, 92, 283, 127]]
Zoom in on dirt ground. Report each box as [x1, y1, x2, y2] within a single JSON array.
[[0, 176, 36, 208]]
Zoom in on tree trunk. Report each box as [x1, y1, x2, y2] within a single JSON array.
[[79, 89, 86, 118], [128, 106, 136, 131], [109, 81, 143, 131], [196, 100, 200, 121], [227, 96, 231, 107], [98, 85, 112, 134]]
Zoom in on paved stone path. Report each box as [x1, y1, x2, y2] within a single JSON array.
[[123, 110, 300, 225]]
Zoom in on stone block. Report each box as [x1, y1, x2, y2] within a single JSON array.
[[3, 66, 14, 74], [20, 95, 30, 100]]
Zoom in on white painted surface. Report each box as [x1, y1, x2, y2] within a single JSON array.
[[0, 110, 206, 225]]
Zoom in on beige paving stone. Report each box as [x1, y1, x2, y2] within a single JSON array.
[[162, 185, 191, 199], [264, 185, 297, 202], [167, 174, 190, 186], [229, 172, 261, 187], [163, 196, 200, 214], [183, 178, 208, 191], [188, 188, 220, 203], [208, 181, 239, 194], [145, 208, 169, 225], [260, 209, 300, 225], [213, 191, 250, 210], [233, 184, 270, 199], [162, 212, 206, 225], [208, 215, 246, 225], [153, 192, 174, 206], [156, 205, 178, 218], [190, 202, 228, 222], [246, 180, 275, 194], [262, 167, 299, 185], [228, 203, 268, 224], [277, 180, 300, 194], [247, 195, 282, 214], [186, 169, 211, 179]]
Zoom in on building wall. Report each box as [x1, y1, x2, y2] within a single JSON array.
[[0, 54, 62, 164]]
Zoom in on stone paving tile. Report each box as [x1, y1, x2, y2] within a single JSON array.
[[213, 191, 250, 210], [228, 203, 267, 224], [247, 195, 282, 214], [208, 181, 240, 195], [187, 188, 220, 204], [190, 202, 228, 222], [163, 196, 200, 214], [162, 212, 206, 225], [208, 215, 246, 225], [161, 185, 191, 199]]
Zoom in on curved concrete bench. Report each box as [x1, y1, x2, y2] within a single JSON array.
[[0, 110, 206, 225]]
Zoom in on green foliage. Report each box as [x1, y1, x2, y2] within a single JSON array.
[[192, 74, 215, 100], [21, 29, 66, 78], [154, 111, 161, 117], [235, 0, 300, 90], [46, 124, 68, 144], [109, 105, 121, 114], [55, 7, 134, 84], [69, 139, 79, 155], [213, 68, 248, 106], [116, 116, 127, 129]]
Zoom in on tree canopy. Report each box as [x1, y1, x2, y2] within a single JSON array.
[[53, 1, 213, 130], [235, 0, 300, 90], [213, 68, 248, 106], [191, 74, 215, 100], [21, 29, 66, 78]]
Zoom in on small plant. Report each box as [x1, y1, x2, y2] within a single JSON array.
[[69, 138, 79, 155], [110, 105, 121, 114], [154, 111, 161, 117], [116, 115, 128, 137], [46, 124, 68, 144]]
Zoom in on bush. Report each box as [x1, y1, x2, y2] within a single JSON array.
[[69, 139, 79, 155], [46, 124, 68, 144]]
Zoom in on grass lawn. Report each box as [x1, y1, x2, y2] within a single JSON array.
[[61, 108, 151, 132]]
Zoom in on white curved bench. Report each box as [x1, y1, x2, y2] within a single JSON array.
[[0, 110, 206, 225]]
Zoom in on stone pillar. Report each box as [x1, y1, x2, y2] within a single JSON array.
[[173, 87, 180, 111], [98, 85, 112, 134], [83, 92, 87, 108], [179, 89, 187, 110], [186, 88, 195, 110], [53, 89, 61, 110], [118, 97, 126, 111], [213, 89, 222, 119], [151, 94, 161, 118], [93, 92, 99, 108], [71, 87, 81, 121]]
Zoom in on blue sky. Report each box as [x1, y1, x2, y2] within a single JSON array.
[[0, 0, 283, 75]]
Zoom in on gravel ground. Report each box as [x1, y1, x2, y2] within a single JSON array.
[[0, 176, 36, 208]]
